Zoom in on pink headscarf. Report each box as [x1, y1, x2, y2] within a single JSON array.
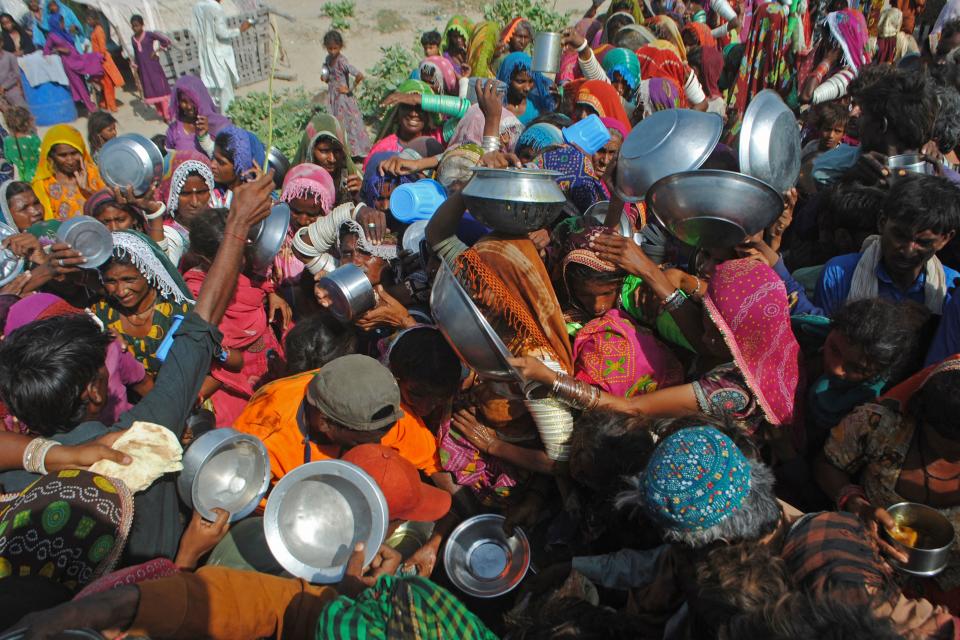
[[447, 103, 523, 152], [600, 116, 630, 140], [420, 56, 458, 94], [704, 259, 803, 430], [281, 163, 335, 214], [827, 9, 871, 72]]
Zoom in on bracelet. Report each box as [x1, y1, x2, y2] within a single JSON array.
[[549, 372, 600, 411], [689, 276, 702, 298], [143, 202, 166, 221], [23, 437, 61, 474], [481, 135, 500, 153], [576, 39, 589, 52], [660, 288, 688, 313], [224, 230, 249, 244], [836, 484, 867, 511]]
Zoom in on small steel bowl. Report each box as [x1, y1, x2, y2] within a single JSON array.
[[98, 133, 163, 196], [263, 460, 388, 584], [883, 502, 956, 577], [887, 154, 934, 178], [177, 427, 271, 523], [249, 202, 291, 273], [444, 514, 530, 598], [55, 216, 113, 268], [319, 263, 376, 322], [584, 200, 632, 238]]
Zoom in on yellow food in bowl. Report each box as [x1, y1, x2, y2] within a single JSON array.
[[888, 523, 919, 549]]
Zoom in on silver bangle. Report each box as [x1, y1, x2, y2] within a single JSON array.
[[23, 438, 61, 474], [576, 39, 589, 52], [143, 202, 166, 221], [481, 136, 500, 153]]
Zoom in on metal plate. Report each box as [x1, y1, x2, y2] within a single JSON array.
[[444, 514, 530, 598], [263, 460, 388, 584], [250, 203, 291, 272], [0, 222, 24, 288], [739, 90, 801, 194], [98, 134, 163, 196], [55, 216, 113, 268]]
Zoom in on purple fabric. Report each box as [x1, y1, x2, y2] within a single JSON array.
[[43, 32, 102, 111], [101, 340, 145, 424], [165, 75, 231, 152], [0, 50, 26, 109], [131, 31, 171, 100]]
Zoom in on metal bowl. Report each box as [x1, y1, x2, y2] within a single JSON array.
[[646, 170, 784, 248], [98, 133, 163, 196], [249, 202, 291, 272], [584, 200, 632, 238], [461, 168, 566, 235], [263, 459, 388, 583], [738, 89, 801, 193], [615, 109, 723, 202], [0, 221, 24, 288], [0, 631, 103, 640], [444, 514, 530, 598], [319, 263, 376, 322], [887, 154, 934, 177], [883, 502, 956, 577], [177, 427, 271, 523], [321, 64, 331, 83], [431, 261, 518, 382], [55, 215, 113, 268], [266, 147, 290, 189]]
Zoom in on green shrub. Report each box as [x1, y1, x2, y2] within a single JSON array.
[[227, 88, 320, 160], [321, 0, 355, 31], [482, 0, 573, 33], [356, 44, 421, 121]]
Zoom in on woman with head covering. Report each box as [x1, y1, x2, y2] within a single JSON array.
[[441, 15, 472, 76], [636, 76, 684, 118], [294, 113, 361, 206], [497, 51, 557, 126], [682, 20, 718, 49], [612, 23, 658, 50], [1, 180, 45, 230], [594, 116, 628, 194], [41, 9, 102, 113], [687, 44, 725, 117], [36, 0, 82, 49], [500, 17, 533, 54], [83, 189, 144, 232], [599, 10, 636, 46], [800, 8, 871, 105], [92, 230, 195, 374], [276, 163, 336, 288], [164, 75, 232, 154], [637, 40, 710, 110], [153, 149, 214, 266], [361, 150, 414, 216], [649, 14, 688, 60], [418, 55, 458, 95], [367, 79, 458, 171], [869, 7, 919, 64], [210, 125, 266, 209], [535, 144, 609, 213], [447, 102, 523, 151], [466, 20, 499, 79], [515, 122, 565, 162], [600, 47, 641, 99], [32, 124, 106, 220], [0, 13, 36, 55], [574, 79, 631, 129]]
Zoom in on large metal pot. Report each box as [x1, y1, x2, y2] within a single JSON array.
[[883, 502, 956, 577], [738, 89, 801, 193], [461, 167, 566, 235], [265, 147, 291, 189], [319, 263, 376, 322], [615, 109, 723, 202], [177, 427, 271, 523]]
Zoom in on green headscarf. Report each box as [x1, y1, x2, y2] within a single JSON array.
[[316, 575, 498, 640], [441, 15, 473, 53], [293, 113, 359, 178], [601, 47, 641, 93], [374, 79, 435, 143], [108, 230, 194, 305], [467, 21, 500, 79]]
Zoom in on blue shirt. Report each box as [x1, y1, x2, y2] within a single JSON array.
[[814, 253, 959, 318]]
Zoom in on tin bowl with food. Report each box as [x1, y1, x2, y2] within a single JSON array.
[[883, 502, 955, 577]]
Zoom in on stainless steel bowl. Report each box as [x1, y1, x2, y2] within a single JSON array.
[[444, 514, 530, 598], [321, 64, 331, 83], [584, 200, 632, 238], [177, 427, 271, 523], [646, 170, 784, 248], [887, 154, 934, 177], [319, 263, 376, 322], [431, 261, 518, 382], [249, 202, 291, 273], [263, 460, 388, 583], [883, 502, 956, 577], [615, 109, 723, 202], [461, 168, 566, 235], [56, 216, 113, 268], [739, 89, 801, 193], [0, 221, 24, 288], [266, 147, 290, 189], [98, 133, 163, 196]]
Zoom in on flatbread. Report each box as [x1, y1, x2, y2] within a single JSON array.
[[89, 421, 183, 493]]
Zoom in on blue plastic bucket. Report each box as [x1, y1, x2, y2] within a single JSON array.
[[23, 75, 77, 126], [563, 114, 612, 155], [390, 179, 447, 223]]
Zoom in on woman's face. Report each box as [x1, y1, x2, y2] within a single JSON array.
[[509, 69, 534, 102], [822, 330, 878, 383], [312, 139, 343, 174], [178, 94, 197, 123], [574, 104, 598, 122], [288, 196, 324, 230], [447, 30, 466, 53], [510, 26, 532, 52], [102, 263, 152, 311], [592, 134, 622, 178], [570, 276, 621, 317], [7, 189, 44, 230], [131, 20, 143, 36], [1, 16, 14, 32], [212, 147, 237, 185], [98, 122, 118, 144], [49, 143, 82, 175], [398, 104, 426, 138], [94, 204, 138, 231], [340, 233, 386, 283], [177, 174, 211, 226]]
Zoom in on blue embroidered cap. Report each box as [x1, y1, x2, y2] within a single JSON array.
[[641, 426, 752, 532]]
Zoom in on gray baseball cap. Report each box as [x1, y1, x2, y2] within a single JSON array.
[[306, 354, 403, 431]]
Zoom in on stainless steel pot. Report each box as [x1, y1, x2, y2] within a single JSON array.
[[319, 263, 376, 322], [738, 89, 801, 193], [249, 203, 291, 273], [884, 502, 956, 577], [461, 167, 566, 235], [532, 32, 562, 74], [887, 154, 934, 178], [266, 147, 291, 189]]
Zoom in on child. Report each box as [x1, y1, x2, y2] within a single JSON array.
[[798, 102, 849, 195], [85, 12, 123, 112], [130, 14, 173, 122], [322, 30, 371, 156], [421, 29, 441, 57], [3, 106, 40, 181]]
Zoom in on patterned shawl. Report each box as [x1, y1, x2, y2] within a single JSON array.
[[419, 55, 458, 94], [0, 470, 133, 592], [436, 143, 483, 188], [158, 149, 214, 215], [683, 21, 718, 48], [827, 9, 871, 72], [466, 21, 499, 79], [441, 15, 473, 53], [107, 230, 194, 305], [703, 258, 802, 429], [338, 219, 398, 261], [636, 41, 689, 107], [639, 77, 683, 116], [576, 80, 631, 128], [534, 145, 608, 214], [281, 163, 335, 214], [217, 126, 266, 180]]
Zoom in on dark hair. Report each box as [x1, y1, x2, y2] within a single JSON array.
[[213, 132, 235, 165], [880, 174, 960, 236], [420, 29, 441, 46], [388, 327, 461, 394], [851, 67, 937, 150], [513, 597, 643, 639], [832, 298, 930, 383], [564, 261, 626, 286], [606, 13, 634, 37], [323, 30, 343, 47], [151, 134, 167, 157], [91, 198, 142, 227], [930, 62, 960, 92], [529, 112, 573, 129], [611, 0, 635, 11], [87, 111, 116, 154], [568, 410, 656, 494], [722, 593, 902, 640], [933, 85, 960, 153], [5, 180, 34, 204], [913, 368, 960, 439], [942, 18, 960, 44], [4, 106, 33, 135], [820, 184, 883, 234], [0, 314, 111, 435], [810, 101, 849, 132], [188, 208, 229, 261], [130, 14, 143, 25], [284, 314, 356, 374]]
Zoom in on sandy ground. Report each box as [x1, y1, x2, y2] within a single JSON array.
[[37, 0, 586, 141]]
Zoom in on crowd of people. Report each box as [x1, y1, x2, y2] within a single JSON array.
[[4, 0, 960, 637]]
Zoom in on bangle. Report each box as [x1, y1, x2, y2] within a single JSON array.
[[836, 484, 867, 511], [549, 372, 600, 411], [576, 39, 589, 52], [143, 202, 166, 221], [23, 437, 61, 474], [660, 288, 688, 313], [689, 276, 702, 297], [481, 135, 500, 153]]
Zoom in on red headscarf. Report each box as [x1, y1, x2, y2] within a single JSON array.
[[576, 80, 631, 129], [636, 41, 690, 107], [683, 22, 717, 48]]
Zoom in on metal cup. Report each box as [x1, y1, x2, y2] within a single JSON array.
[[532, 32, 562, 74]]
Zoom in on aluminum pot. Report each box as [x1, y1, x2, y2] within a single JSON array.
[[319, 263, 376, 322], [98, 133, 163, 196], [532, 32, 562, 74], [738, 89, 801, 193], [883, 502, 956, 577], [0, 221, 24, 288], [461, 167, 566, 235], [177, 427, 271, 523], [249, 202, 291, 273], [444, 514, 530, 598]]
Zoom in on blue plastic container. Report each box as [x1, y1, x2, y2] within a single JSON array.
[[562, 113, 612, 155], [23, 75, 77, 126], [390, 179, 447, 223]]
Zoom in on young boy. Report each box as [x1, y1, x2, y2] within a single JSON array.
[[421, 30, 441, 58]]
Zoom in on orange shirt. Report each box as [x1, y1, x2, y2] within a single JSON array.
[[233, 370, 442, 489]]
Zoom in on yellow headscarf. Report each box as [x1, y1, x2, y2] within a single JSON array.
[[468, 21, 500, 79], [649, 15, 687, 61], [31, 124, 99, 218]]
